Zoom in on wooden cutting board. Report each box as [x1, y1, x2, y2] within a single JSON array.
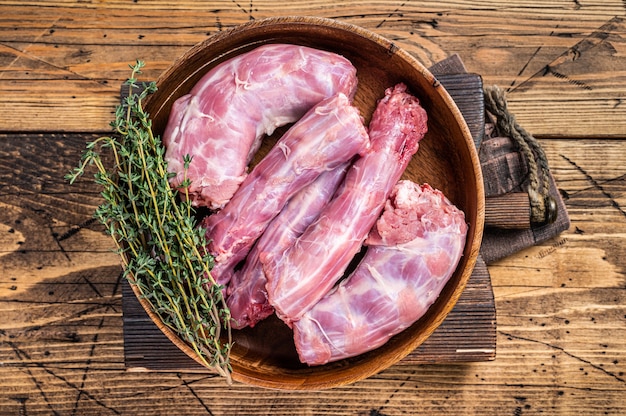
[[122, 256, 496, 370]]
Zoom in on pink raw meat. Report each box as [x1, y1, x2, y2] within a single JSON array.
[[262, 83, 428, 325], [293, 180, 468, 365], [202, 93, 369, 287], [163, 43, 358, 210], [226, 163, 350, 329]]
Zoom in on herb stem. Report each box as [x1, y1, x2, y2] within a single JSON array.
[[67, 60, 232, 383]]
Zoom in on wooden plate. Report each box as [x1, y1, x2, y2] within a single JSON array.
[[141, 16, 485, 390]]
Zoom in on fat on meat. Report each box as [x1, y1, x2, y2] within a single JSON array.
[[226, 163, 350, 329], [163, 43, 358, 210], [292, 180, 468, 365], [202, 93, 369, 287], [262, 83, 428, 325]]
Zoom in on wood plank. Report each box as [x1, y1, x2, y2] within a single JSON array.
[[0, 2, 625, 136], [1, 1, 625, 413], [1, 133, 624, 414]]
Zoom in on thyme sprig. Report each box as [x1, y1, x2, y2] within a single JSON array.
[[67, 61, 232, 382]]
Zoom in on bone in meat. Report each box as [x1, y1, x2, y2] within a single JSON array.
[[163, 43, 358, 210], [293, 180, 468, 365], [226, 163, 350, 329], [262, 83, 428, 324], [202, 92, 369, 287]]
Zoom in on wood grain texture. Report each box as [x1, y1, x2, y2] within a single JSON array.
[[0, 1, 625, 136], [1, 134, 625, 413], [485, 193, 532, 229], [1, 0, 625, 414], [122, 257, 495, 371]]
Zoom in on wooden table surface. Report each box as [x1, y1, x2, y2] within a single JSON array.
[[1, 1, 625, 415]]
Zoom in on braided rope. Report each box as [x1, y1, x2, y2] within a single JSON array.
[[483, 85, 557, 224]]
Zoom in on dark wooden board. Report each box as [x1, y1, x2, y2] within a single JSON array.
[[123, 256, 495, 371]]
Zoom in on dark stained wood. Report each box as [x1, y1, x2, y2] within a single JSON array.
[[435, 72, 485, 149], [485, 193, 532, 229], [123, 257, 495, 371]]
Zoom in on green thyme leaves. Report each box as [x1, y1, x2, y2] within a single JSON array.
[[67, 61, 232, 382]]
